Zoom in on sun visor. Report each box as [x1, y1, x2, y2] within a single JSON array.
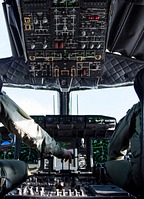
[[107, 0, 144, 60], [2, 1, 24, 57]]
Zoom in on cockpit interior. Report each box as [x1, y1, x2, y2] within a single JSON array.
[[0, 0, 144, 198]]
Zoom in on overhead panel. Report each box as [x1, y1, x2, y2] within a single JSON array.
[[1, 0, 144, 90], [20, 0, 110, 82]]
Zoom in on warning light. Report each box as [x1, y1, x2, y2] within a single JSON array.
[[88, 16, 94, 20], [88, 15, 100, 21], [95, 15, 100, 20]]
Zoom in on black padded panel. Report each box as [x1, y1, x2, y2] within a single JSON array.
[[0, 53, 143, 91]]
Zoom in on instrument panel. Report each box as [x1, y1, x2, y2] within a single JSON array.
[[0, 114, 116, 168]]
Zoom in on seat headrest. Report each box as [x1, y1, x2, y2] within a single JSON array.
[[134, 68, 144, 102]]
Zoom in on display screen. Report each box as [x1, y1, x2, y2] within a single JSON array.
[[92, 139, 109, 165]]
